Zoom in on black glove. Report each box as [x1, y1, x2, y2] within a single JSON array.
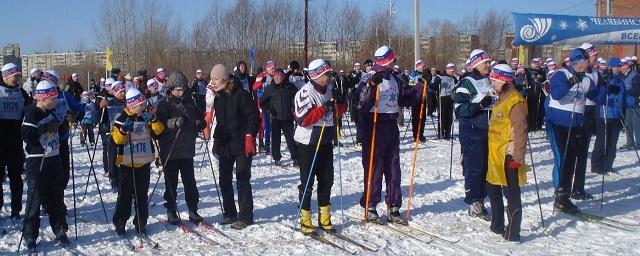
[[120, 118, 134, 133], [608, 85, 620, 95], [567, 73, 585, 88], [323, 98, 336, 112], [370, 72, 383, 87], [479, 95, 493, 109]]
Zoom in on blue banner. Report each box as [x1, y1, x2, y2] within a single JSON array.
[[513, 12, 640, 46]]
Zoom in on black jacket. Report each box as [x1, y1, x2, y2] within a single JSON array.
[[213, 82, 260, 157], [66, 79, 83, 101], [188, 78, 207, 114], [260, 80, 298, 121], [156, 94, 202, 161]]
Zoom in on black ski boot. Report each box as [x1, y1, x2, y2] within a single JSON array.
[[189, 210, 203, 224], [220, 216, 237, 225], [167, 210, 180, 225], [468, 201, 490, 221], [115, 226, 126, 236], [571, 191, 595, 200], [387, 206, 408, 226], [231, 220, 252, 230], [554, 191, 579, 214], [56, 233, 70, 246], [366, 208, 383, 224]]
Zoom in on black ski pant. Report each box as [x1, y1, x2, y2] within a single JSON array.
[[486, 156, 522, 241], [219, 153, 254, 223], [80, 124, 95, 145], [113, 165, 150, 230], [270, 119, 299, 161], [438, 96, 454, 139], [23, 156, 68, 242], [574, 105, 595, 194], [0, 147, 23, 216], [298, 143, 334, 211], [591, 118, 623, 174], [60, 139, 70, 190], [411, 103, 427, 140], [163, 158, 200, 212]]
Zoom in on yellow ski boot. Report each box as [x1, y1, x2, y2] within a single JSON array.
[[300, 209, 316, 235], [319, 205, 336, 233]]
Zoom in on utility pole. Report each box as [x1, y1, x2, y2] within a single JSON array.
[[414, 0, 420, 65], [304, 0, 309, 67], [389, 0, 393, 47]]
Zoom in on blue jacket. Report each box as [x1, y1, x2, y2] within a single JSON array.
[[624, 69, 640, 108], [452, 71, 491, 131], [595, 74, 625, 119], [546, 67, 598, 128]]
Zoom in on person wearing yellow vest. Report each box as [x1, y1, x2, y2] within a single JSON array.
[[111, 88, 164, 236], [486, 64, 529, 243]]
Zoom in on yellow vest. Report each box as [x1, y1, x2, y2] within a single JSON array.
[[487, 91, 529, 186]]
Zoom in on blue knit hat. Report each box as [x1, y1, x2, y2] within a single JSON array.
[[569, 48, 589, 66], [608, 57, 622, 68]]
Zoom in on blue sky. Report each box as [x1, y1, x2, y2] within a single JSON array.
[[3, 0, 596, 54]]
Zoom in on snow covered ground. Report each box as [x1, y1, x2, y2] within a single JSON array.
[[1, 113, 639, 255]]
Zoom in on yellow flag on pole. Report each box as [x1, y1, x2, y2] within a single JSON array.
[[518, 45, 525, 65], [105, 48, 113, 72]]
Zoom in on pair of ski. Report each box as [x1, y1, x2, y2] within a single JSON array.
[[118, 233, 160, 252], [283, 223, 377, 255], [346, 214, 462, 244], [565, 211, 638, 232], [164, 217, 231, 246], [34, 229, 87, 256]]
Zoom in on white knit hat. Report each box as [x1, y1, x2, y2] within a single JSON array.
[[373, 45, 396, 67], [34, 80, 59, 100], [307, 59, 332, 80], [125, 88, 146, 108]]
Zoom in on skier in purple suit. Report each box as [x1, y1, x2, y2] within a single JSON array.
[[358, 45, 423, 224]]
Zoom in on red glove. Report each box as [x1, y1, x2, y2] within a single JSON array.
[[244, 135, 256, 158], [508, 160, 520, 170]]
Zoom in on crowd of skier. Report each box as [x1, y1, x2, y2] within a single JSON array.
[[1, 42, 639, 251]]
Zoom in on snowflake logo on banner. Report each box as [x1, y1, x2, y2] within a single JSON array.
[[520, 18, 553, 42], [559, 21, 568, 30], [576, 19, 588, 31]]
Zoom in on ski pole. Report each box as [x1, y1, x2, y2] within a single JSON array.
[[296, 122, 327, 223], [406, 79, 428, 220], [148, 128, 181, 205], [69, 125, 78, 240], [527, 136, 545, 228], [601, 92, 609, 211], [334, 105, 345, 223], [126, 132, 145, 247], [449, 117, 455, 179], [364, 86, 381, 223], [79, 127, 109, 221], [619, 117, 640, 163], [202, 138, 224, 214]]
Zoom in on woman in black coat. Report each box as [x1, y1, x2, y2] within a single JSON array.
[[211, 64, 260, 230]]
